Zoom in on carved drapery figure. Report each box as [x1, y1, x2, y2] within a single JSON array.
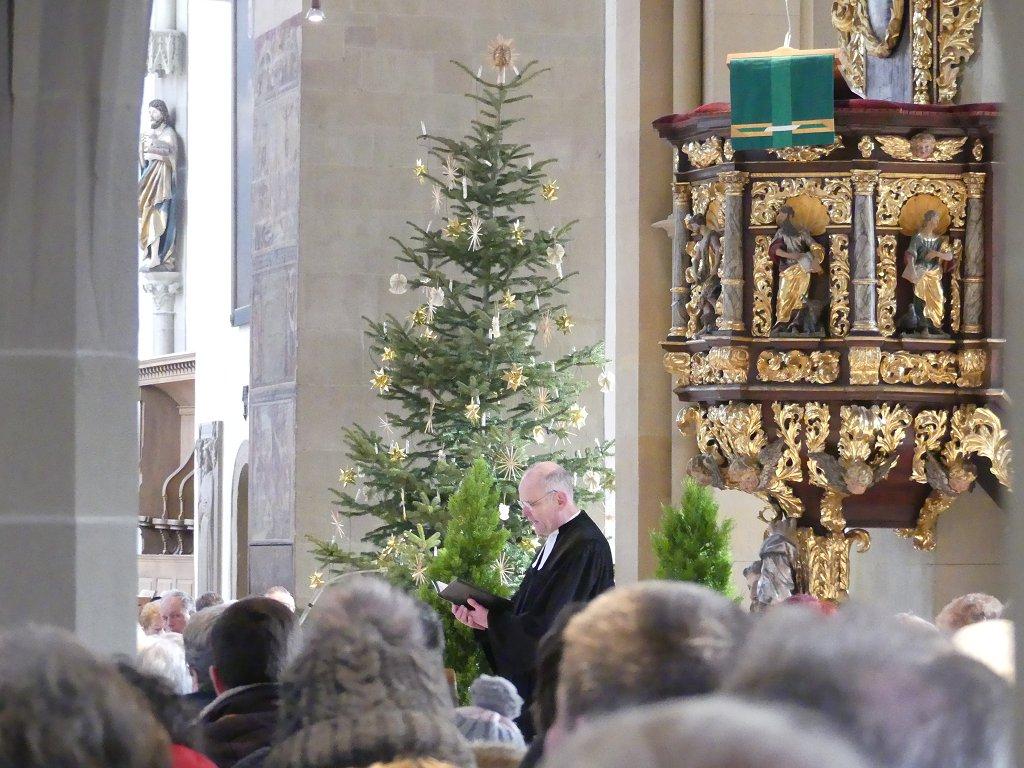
[[139, 99, 181, 272], [898, 209, 955, 334], [745, 519, 799, 613], [770, 205, 825, 334], [684, 213, 722, 335]]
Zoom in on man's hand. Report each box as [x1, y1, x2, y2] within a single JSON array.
[[451, 599, 490, 630]]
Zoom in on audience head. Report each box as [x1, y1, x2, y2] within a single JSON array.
[[455, 675, 525, 747], [209, 596, 295, 693], [137, 632, 194, 695], [139, 600, 164, 635], [543, 696, 870, 768], [195, 592, 223, 612], [953, 618, 1016, 683], [470, 675, 522, 720], [159, 590, 195, 633], [556, 581, 748, 730], [0, 626, 170, 768], [182, 602, 227, 696], [264, 586, 296, 612], [532, 602, 585, 735], [725, 605, 1011, 768], [518, 461, 578, 537], [265, 576, 472, 768], [935, 592, 1004, 633], [116, 660, 199, 747]]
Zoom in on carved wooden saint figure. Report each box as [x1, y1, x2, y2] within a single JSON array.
[[744, 519, 798, 613], [770, 205, 825, 335], [898, 209, 955, 335], [139, 99, 181, 272], [684, 213, 722, 334]]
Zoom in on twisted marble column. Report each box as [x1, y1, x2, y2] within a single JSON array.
[[671, 182, 692, 335], [962, 172, 986, 335], [718, 171, 748, 332], [850, 170, 880, 334]]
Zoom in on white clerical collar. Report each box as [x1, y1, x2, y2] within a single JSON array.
[[534, 512, 581, 571]]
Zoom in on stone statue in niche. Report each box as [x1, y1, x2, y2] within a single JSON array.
[[139, 99, 181, 272], [684, 213, 722, 335], [770, 205, 825, 335], [897, 210, 955, 336]]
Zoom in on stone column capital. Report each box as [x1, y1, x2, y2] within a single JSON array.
[[962, 172, 986, 199], [141, 271, 183, 312], [672, 181, 691, 205], [719, 170, 749, 196], [850, 169, 880, 196]]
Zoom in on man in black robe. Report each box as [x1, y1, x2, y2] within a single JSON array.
[[452, 461, 614, 739]]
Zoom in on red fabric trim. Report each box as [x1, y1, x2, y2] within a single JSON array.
[[171, 745, 219, 768]]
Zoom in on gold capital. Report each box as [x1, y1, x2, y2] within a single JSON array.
[[719, 170, 749, 197], [962, 172, 986, 199], [672, 181, 691, 206], [850, 169, 880, 196]]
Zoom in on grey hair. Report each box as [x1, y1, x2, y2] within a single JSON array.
[[724, 605, 1011, 768], [160, 589, 196, 616], [137, 633, 193, 695], [0, 626, 170, 768], [545, 695, 870, 768], [558, 581, 749, 724], [542, 465, 575, 500], [182, 602, 227, 695]]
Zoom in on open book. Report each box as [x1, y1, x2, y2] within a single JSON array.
[[433, 579, 512, 612]]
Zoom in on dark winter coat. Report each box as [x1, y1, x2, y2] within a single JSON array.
[[197, 683, 280, 768]]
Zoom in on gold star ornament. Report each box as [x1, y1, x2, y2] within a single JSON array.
[[465, 400, 481, 424], [381, 346, 397, 362], [556, 311, 575, 334], [414, 158, 427, 183], [567, 403, 589, 429], [338, 467, 358, 486], [541, 180, 559, 201], [309, 571, 326, 590], [500, 289, 517, 310], [444, 216, 465, 240], [503, 363, 526, 392], [387, 442, 407, 463], [371, 368, 391, 393], [410, 306, 430, 326], [510, 219, 525, 246]]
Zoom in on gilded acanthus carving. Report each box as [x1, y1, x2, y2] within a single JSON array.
[[936, 0, 984, 104], [912, 0, 935, 105], [876, 234, 898, 336], [829, 234, 851, 336], [972, 139, 984, 161], [750, 177, 853, 227], [911, 410, 949, 482], [757, 351, 840, 384], [962, 171, 985, 199], [875, 134, 967, 162], [956, 349, 986, 387], [752, 235, 774, 337], [796, 528, 871, 602], [767, 137, 844, 163], [664, 347, 750, 386], [681, 136, 724, 169], [947, 406, 1012, 488], [875, 176, 967, 229], [949, 239, 963, 333], [833, 0, 906, 96], [849, 346, 882, 385], [691, 180, 725, 230], [879, 351, 959, 385], [850, 169, 879, 196], [680, 403, 803, 518]]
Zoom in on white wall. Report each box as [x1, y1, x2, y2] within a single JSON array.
[[186, 0, 251, 597]]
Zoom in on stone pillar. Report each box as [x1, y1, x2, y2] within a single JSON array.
[[962, 172, 986, 335], [718, 171, 748, 332], [141, 272, 182, 355], [670, 182, 692, 335], [195, 421, 223, 596], [850, 170, 880, 334], [0, 0, 149, 653]]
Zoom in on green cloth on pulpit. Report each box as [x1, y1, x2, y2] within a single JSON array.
[[729, 53, 834, 150]]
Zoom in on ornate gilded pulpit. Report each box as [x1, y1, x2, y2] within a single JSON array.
[[655, 0, 1009, 601]]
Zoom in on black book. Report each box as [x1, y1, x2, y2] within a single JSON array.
[[433, 579, 512, 612]]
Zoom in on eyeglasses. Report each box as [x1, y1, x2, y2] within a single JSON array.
[[517, 489, 556, 513]]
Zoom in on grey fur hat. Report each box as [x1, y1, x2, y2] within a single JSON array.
[[263, 577, 474, 768], [468, 676, 522, 719]]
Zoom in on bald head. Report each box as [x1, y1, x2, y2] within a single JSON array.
[[518, 462, 578, 536]]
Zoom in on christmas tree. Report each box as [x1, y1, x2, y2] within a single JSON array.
[[419, 458, 510, 697], [651, 479, 734, 595], [310, 37, 614, 587]]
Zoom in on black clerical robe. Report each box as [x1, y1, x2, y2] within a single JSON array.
[[477, 512, 614, 738]]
